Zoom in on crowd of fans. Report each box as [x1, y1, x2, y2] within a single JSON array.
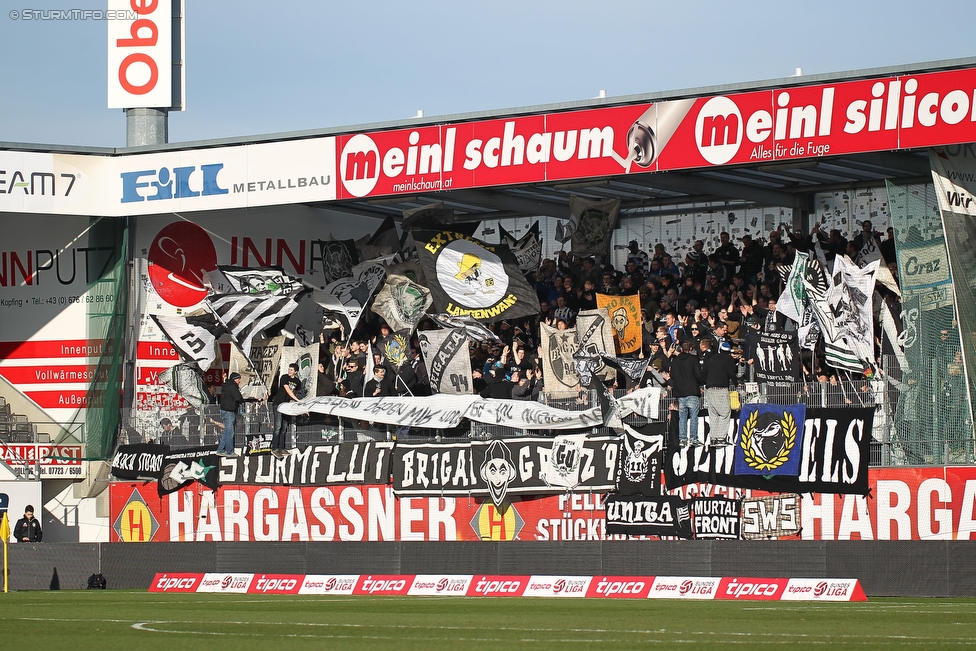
[[305, 220, 904, 403]]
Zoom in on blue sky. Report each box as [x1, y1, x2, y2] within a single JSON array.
[[1, 0, 975, 148]]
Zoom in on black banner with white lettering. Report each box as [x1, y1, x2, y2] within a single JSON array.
[[111, 443, 170, 480], [753, 330, 802, 384], [691, 497, 741, 540], [604, 495, 693, 538], [158, 447, 220, 496], [663, 407, 874, 495], [221, 441, 394, 486], [615, 423, 664, 496], [393, 436, 620, 507]]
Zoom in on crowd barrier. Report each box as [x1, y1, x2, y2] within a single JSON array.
[[123, 377, 974, 467]]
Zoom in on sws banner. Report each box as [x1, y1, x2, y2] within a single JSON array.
[[393, 437, 620, 506], [664, 408, 874, 494], [220, 442, 394, 486]]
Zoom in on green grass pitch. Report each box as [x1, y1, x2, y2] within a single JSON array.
[[2, 591, 976, 649]]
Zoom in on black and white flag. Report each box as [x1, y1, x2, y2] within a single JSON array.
[[576, 308, 617, 382], [752, 331, 801, 384], [616, 422, 665, 496], [209, 290, 302, 358], [741, 494, 801, 540], [229, 336, 284, 400], [541, 322, 580, 397], [371, 274, 433, 333], [431, 313, 501, 343], [692, 497, 741, 540], [827, 255, 879, 366], [565, 197, 620, 256], [312, 239, 359, 284], [313, 259, 387, 333], [223, 441, 395, 486], [157, 447, 220, 496], [499, 221, 542, 273], [418, 327, 473, 395], [394, 436, 619, 507], [599, 352, 649, 383], [416, 230, 539, 323]]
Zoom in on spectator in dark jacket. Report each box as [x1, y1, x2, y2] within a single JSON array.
[[14, 505, 42, 543], [669, 340, 704, 447], [702, 342, 742, 446], [217, 372, 246, 457]]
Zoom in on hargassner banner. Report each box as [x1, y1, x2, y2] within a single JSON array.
[[7, 66, 976, 214]]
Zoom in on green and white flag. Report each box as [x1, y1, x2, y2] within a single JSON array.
[[371, 274, 432, 333]]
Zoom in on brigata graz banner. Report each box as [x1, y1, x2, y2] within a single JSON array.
[[393, 437, 620, 506], [664, 408, 874, 495]]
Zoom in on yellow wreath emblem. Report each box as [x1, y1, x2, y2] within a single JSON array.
[[739, 410, 797, 472]]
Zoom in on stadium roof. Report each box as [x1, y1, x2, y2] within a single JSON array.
[[3, 56, 972, 224]]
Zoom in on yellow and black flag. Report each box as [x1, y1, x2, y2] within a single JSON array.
[[416, 230, 540, 323], [596, 292, 642, 354]]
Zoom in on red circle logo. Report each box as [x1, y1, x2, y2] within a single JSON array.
[[147, 221, 218, 307]]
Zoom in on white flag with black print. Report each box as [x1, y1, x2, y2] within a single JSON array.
[[150, 313, 222, 371], [418, 327, 473, 394], [804, 279, 863, 373], [158, 362, 209, 411], [207, 266, 304, 297], [540, 321, 580, 398], [313, 259, 387, 333], [499, 221, 542, 273], [827, 255, 879, 363], [575, 308, 617, 382]]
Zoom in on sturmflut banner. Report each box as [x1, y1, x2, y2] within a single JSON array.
[[220, 442, 394, 486]]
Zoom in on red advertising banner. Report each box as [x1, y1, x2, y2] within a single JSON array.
[[335, 67, 976, 201], [109, 483, 608, 543], [111, 466, 976, 542]]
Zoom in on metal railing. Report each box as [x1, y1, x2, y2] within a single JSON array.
[[118, 376, 973, 467]]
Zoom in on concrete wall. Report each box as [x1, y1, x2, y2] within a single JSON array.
[[7, 541, 976, 597]]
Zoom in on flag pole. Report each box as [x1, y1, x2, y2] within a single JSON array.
[[1, 511, 10, 593]]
